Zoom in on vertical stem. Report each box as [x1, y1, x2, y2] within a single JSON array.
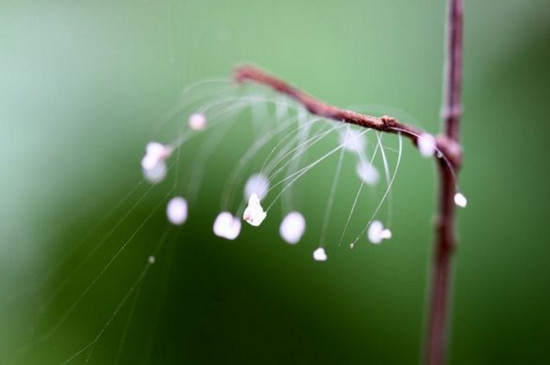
[[426, 0, 463, 365], [426, 165, 457, 365], [442, 0, 463, 142]]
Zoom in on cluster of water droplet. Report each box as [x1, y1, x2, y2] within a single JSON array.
[[140, 88, 467, 262]]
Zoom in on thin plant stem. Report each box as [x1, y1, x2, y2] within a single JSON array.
[[425, 0, 463, 364], [233, 66, 461, 168]]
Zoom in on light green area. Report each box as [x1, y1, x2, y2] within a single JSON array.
[[1, 0, 550, 364]]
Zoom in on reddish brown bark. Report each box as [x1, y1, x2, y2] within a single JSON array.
[[426, 1, 463, 364], [234, 66, 461, 168]]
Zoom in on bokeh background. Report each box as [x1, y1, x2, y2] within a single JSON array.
[[2, 0, 550, 364]]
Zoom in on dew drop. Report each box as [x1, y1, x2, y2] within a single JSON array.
[[356, 161, 379, 186], [367, 220, 392, 244], [279, 212, 306, 244], [454, 192, 467, 208], [213, 212, 242, 240], [188, 113, 207, 130], [340, 127, 366, 153], [313, 247, 328, 262], [244, 173, 269, 201], [418, 133, 436, 158], [166, 196, 188, 225], [243, 193, 267, 227]]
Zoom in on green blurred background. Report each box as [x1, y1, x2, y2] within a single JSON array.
[[2, 0, 550, 364]]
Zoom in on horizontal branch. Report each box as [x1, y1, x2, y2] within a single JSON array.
[[234, 65, 461, 168]]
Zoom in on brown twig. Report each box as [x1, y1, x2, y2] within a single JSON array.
[[233, 2, 463, 364], [426, 1, 463, 365], [234, 66, 461, 169]]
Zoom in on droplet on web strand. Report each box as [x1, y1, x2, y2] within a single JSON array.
[[243, 193, 267, 227], [454, 192, 467, 208], [244, 173, 269, 201], [188, 113, 207, 131], [367, 220, 392, 244], [213, 212, 242, 240], [280, 212, 306, 244], [167, 196, 188, 225], [418, 133, 436, 158], [313, 247, 327, 262]]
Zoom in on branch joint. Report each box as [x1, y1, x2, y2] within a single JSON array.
[[435, 134, 462, 169]]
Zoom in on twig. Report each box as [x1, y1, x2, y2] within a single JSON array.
[[234, 66, 461, 168], [426, 1, 463, 365]]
